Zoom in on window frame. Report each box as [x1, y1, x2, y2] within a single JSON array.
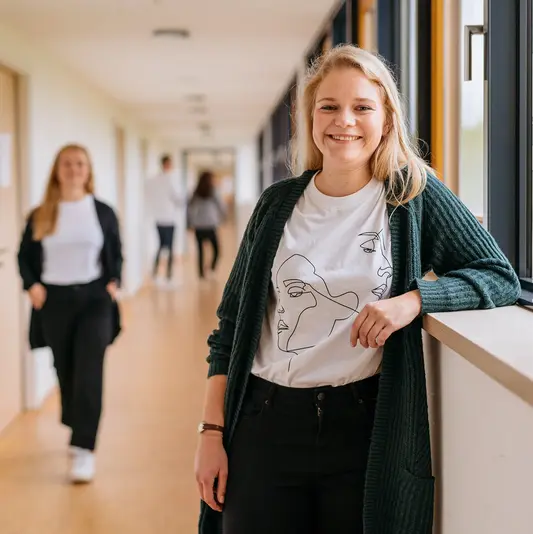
[[377, 0, 402, 84], [416, 0, 433, 164], [332, 1, 348, 45], [486, 0, 533, 307]]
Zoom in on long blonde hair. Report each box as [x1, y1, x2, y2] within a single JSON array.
[[33, 144, 95, 240], [291, 45, 433, 205]]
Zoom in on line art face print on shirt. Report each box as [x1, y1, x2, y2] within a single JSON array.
[[275, 230, 392, 371], [358, 229, 393, 298]]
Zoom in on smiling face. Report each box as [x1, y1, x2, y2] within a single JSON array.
[[55, 148, 92, 195], [312, 67, 387, 172]]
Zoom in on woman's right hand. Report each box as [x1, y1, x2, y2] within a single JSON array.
[[194, 433, 228, 512], [28, 283, 47, 310]]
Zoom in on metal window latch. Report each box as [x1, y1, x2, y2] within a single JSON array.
[[464, 24, 486, 81]]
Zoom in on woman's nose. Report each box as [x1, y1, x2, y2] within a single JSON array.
[[335, 109, 356, 128]]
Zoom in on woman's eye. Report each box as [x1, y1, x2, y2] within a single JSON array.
[[289, 290, 303, 298], [361, 241, 377, 253]]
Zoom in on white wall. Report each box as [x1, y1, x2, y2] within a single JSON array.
[[235, 140, 259, 204], [122, 131, 145, 295], [234, 140, 259, 240], [142, 140, 170, 277], [261, 122, 274, 190], [0, 22, 159, 409], [423, 333, 533, 534]]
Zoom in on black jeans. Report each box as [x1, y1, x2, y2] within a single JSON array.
[[154, 224, 175, 279], [194, 228, 219, 278], [40, 279, 113, 451], [222, 373, 379, 534]]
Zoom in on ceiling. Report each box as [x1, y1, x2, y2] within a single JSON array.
[[0, 0, 338, 147]]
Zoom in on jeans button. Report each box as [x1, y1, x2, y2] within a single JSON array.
[[317, 392, 325, 401]]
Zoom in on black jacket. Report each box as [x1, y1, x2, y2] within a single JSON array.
[[17, 198, 123, 349]]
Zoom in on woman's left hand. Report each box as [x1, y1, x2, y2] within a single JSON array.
[[350, 290, 422, 348], [106, 281, 118, 301]]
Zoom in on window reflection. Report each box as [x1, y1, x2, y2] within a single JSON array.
[[459, 0, 485, 218]]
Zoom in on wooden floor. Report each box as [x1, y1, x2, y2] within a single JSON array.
[[0, 224, 238, 534]]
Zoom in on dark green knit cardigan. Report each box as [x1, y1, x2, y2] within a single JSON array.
[[199, 170, 521, 534]]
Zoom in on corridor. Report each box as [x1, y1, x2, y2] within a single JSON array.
[[0, 225, 237, 534], [0, 1, 532, 533]]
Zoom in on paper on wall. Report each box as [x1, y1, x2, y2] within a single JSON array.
[[0, 134, 12, 188]]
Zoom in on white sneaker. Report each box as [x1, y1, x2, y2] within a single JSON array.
[[69, 445, 82, 456], [165, 279, 179, 289], [70, 448, 95, 484]]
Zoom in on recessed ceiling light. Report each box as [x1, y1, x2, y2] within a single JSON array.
[[152, 28, 190, 38], [186, 94, 206, 103]]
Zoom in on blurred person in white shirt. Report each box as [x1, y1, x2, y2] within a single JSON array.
[[146, 154, 184, 288]]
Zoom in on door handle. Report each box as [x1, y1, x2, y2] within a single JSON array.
[[464, 24, 486, 81]]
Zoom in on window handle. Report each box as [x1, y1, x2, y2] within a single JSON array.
[[464, 24, 486, 81]]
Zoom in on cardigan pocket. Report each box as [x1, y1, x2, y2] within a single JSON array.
[[392, 468, 435, 534]]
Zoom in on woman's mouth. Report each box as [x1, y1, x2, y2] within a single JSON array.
[[328, 134, 362, 142], [277, 319, 289, 332], [372, 284, 387, 299]]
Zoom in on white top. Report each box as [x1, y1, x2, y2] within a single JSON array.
[[252, 173, 393, 388], [145, 171, 184, 225], [42, 195, 104, 286]]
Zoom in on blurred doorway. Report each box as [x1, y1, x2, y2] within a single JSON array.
[[0, 64, 23, 431]]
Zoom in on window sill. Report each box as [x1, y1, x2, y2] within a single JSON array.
[[424, 305, 533, 407]]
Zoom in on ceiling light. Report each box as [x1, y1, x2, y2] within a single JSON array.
[[152, 28, 190, 39], [186, 94, 206, 103]]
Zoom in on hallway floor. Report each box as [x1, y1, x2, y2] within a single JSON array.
[[0, 225, 238, 534]]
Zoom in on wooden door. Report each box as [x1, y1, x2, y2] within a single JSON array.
[[0, 65, 22, 431]]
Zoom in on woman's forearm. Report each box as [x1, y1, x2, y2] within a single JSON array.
[[201, 375, 227, 427]]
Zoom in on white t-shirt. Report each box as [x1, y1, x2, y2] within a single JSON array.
[[42, 195, 104, 285], [252, 173, 393, 388], [145, 171, 184, 225]]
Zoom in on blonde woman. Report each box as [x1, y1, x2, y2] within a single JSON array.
[[195, 45, 520, 534], [17, 144, 122, 484]]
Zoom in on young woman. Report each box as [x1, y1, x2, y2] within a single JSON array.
[[194, 45, 521, 534], [187, 171, 226, 279], [18, 144, 122, 484]]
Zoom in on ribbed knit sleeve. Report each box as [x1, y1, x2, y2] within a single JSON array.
[[206, 200, 260, 377], [413, 175, 521, 313]]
